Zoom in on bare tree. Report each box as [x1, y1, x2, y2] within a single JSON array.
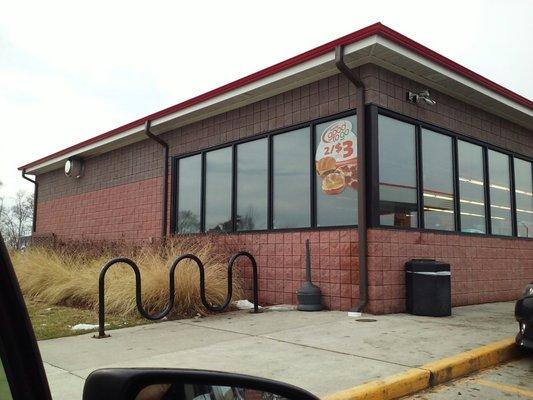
[[1, 190, 34, 249]]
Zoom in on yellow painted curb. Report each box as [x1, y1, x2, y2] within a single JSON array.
[[323, 368, 429, 400], [322, 337, 521, 400], [421, 337, 521, 386]]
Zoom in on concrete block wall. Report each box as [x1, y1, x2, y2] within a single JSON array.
[[33, 63, 533, 313]]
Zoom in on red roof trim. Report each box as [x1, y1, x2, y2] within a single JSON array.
[[19, 22, 532, 171]]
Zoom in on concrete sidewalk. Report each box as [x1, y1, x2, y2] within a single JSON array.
[[39, 302, 518, 400]]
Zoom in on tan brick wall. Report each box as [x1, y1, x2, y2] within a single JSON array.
[[162, 73, 357, 157]]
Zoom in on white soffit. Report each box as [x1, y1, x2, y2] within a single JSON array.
[[372, 38, 533, 128], [26, 34, 531, 173]]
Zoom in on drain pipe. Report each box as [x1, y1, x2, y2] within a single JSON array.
[[144, 120, 169, 238], [21, 170, 38, 233], [335, 45, 368, 313]]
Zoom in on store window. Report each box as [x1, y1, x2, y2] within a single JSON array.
[[488, 150, 512, 236], [177, 154, 202, 233], [272, 127, 311, 229], [315, 116, 358, 227], [514, 157, 533, 238], [457, 141, 486, 233], [378, 115, 418, 228], [236, 139, 268, 231], [205, 147, 232, 232], [421, 129, 455, 231]]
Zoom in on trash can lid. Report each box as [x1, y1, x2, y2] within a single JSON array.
[[405, 259, 450, 273]]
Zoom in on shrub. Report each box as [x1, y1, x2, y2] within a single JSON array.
[[11, 236, 243, 319]]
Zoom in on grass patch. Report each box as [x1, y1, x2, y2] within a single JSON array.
[[13, 236, 243, 320], [26, 299, 148, 340], [0, 361, 12, 400]]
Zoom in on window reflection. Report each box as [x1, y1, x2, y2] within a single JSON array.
[[177, 155, 202, 233], [205, 147, 232, 232], [422, 129, 455, 231], [458, 141, 486, 233], [135, 383, 291, 400], [488, 150, 512, 236], [236, 139, 268, 231], [378, 115, 418, 228], [514, 157, 533, 238], [273, 128, 311, 229]]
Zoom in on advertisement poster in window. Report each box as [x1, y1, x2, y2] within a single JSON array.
[[315, 119, 357, 195]]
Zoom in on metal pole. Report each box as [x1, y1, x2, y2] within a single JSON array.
[[305, 240, 311, 282], [335, 45, 368, 313], [21, 170, 38, 234], [144, 121, 169, 238], [228, 251, 260, 313]]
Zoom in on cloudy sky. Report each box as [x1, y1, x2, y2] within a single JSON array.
[[0, 0, 531, 201]]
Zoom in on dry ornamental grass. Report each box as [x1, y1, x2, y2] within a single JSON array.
[[12, 237, 244, 319]]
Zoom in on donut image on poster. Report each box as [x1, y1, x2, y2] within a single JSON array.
[[315, 119, 357, 195]]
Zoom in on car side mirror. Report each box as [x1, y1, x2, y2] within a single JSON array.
[[83, 368, 319, 400]]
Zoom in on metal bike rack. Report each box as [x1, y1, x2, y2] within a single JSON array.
[[94, 251, 259, 339]]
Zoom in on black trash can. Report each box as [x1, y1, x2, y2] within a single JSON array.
[[405, 259, 451, 317]]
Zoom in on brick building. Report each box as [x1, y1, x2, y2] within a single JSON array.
[[19, 23, 532, 314]]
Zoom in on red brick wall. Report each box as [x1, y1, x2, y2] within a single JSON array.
[[365, 228, 533, 314], [34, 177, 533, 313], [36, 177, 162, 242], [37, 139, 162, 203], [32, 62, 533, 313], [219, 229, 359, 311], [174, 227, 532, 314]]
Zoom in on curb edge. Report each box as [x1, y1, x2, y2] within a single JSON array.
[[322, 337, 521, 400]]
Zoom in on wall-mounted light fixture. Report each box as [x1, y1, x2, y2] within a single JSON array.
[[64, 158, 84, 179], [407, 89, 436, 105]]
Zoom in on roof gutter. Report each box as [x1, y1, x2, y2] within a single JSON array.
[[335, 45, 368, 314], [21, 170, 38, 233], [144, 121, 169, 239]]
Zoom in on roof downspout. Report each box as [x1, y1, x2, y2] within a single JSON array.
[[21, 170, 38, 234], [335, 45, 368, 313], [144, 121, 169, 239]]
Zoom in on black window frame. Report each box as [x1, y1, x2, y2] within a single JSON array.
[[420, 126, 456, 231], [172, 109, 358, 234], [513, 155, 533, 238], [487, 149, 514, 236], [456, 139, 487, 234], [235, 137, 268, 232], [203, 146, 234, 232], [173, 153, 203, 234], [369, 105, 533, 239]]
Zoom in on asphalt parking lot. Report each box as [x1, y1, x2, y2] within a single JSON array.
[[405, 356, 533, 399]]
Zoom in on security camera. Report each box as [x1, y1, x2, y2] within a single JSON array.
[[407, 89, 436, 105]]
